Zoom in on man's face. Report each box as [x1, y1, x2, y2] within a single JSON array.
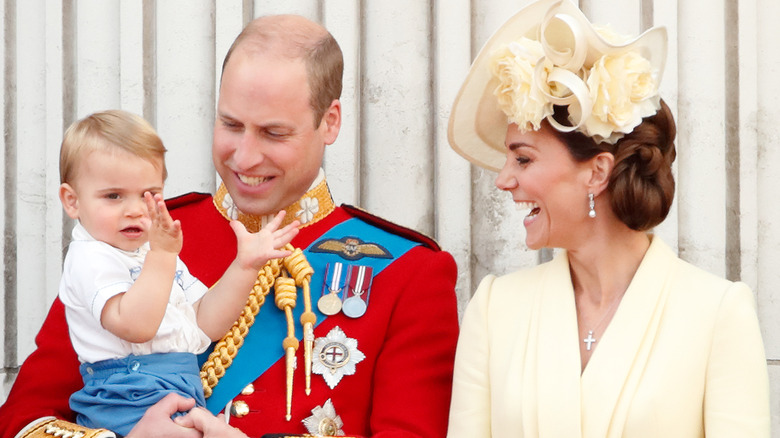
[[213, 50, 340, 216]]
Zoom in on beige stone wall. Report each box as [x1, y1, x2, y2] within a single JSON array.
[[1, 0, 777, 433]]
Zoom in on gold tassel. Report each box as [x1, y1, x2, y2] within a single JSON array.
[[283, 245, 316, 395], [275, 275, 298, 421]]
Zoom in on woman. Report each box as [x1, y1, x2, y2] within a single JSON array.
[[446, 0, 770, 436]]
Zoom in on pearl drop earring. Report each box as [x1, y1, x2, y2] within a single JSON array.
[[588, 193, 596, 218]]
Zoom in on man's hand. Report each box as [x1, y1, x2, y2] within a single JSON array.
[[174, 407, 248, 437], [125, 394, 202, 438]]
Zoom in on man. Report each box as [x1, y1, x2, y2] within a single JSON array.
[[0, 15, 459, 438]]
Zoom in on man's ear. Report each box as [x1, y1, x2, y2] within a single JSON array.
[[588, 152, 615, 195], [320, 99, 342, 146], [59, 183, 80, 219]]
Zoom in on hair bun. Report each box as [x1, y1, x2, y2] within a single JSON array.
[[615, 142, 665, 177], [608, 100, 676, 231]]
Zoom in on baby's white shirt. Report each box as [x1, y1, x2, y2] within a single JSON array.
[[59, 223, 212, 364]]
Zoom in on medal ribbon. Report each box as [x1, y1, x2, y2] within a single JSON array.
[[329, 262, 344, 294], [347, 265, 372, 301]]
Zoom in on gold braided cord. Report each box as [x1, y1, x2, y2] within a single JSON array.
[[199, 244, 316, 420], [284, 246, 315, 284], [275, 275, 298, 310], [200, 259, 281, 398]]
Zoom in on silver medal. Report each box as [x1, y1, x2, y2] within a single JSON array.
[[342, 265, 370, 318], [342, 296, 367, 318]]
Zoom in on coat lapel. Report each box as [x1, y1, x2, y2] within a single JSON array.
[[580, 236, 678, 437], [533, 252, 583, 437]]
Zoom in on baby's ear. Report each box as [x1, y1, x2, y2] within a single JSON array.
[[59, 183, 80, 219]]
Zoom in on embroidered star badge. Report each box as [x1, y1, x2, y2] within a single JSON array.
[[296, 196, 320, 224], [302, 398, 345, 437], [221, 193, 239, 220], [312, 326, 365, 389]]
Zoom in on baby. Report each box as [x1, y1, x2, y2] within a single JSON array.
[[57, 109, 299, 435]]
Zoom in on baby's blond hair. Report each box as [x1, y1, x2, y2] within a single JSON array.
[[60, 110, 167, 185]]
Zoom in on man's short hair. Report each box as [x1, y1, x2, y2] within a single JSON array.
[[221, 15, 344, 126]]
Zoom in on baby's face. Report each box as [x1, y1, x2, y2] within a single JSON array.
[[65, 148, 165, 251]]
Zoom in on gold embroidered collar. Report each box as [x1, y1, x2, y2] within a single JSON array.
[[213, 177, 336, 233]]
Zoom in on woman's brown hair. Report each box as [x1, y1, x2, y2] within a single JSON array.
[[550, 100, 677, 231]]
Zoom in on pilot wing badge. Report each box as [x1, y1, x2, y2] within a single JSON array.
[[310, 236, 392, 261]]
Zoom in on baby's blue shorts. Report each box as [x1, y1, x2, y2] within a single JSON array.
[[70, 352, 206, 436]]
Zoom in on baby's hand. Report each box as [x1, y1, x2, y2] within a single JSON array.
[[230, 211, 300, 271], [144, 192, 182, 254]]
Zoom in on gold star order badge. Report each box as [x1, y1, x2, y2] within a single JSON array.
[[302, 398, 345, 436]]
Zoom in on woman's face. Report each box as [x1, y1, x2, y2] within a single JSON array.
[[495, 123, 594, 250]]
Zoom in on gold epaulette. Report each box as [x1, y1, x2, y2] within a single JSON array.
[[19, 418, 114, 438]]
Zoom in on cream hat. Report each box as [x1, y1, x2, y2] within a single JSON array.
[[447, 0, 667, 171]]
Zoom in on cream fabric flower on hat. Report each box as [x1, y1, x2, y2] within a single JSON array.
[[491, 38, 554, 132], [585, 50, 660, 143], [486, 8, 661, 145]]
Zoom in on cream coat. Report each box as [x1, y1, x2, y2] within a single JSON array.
[[447, 237, 770, 437]]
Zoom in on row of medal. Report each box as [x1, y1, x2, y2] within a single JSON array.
[[317, 262, 373, 318]]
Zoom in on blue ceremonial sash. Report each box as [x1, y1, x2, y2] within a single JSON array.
[[202, 217, 420, 413]]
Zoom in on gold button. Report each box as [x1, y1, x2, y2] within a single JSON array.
[[230, 400, 250, 418], [240, 383, 255, 395]]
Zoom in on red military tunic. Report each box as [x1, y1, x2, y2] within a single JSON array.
[[0, 182, 459, 438]]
